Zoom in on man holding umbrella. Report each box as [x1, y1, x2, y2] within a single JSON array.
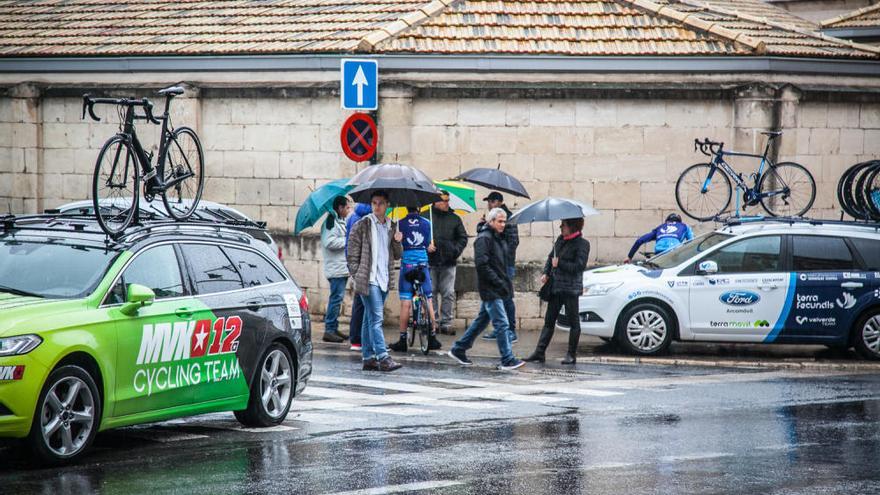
[[479, 192, 519, 344], [428, 190, 469, 336]]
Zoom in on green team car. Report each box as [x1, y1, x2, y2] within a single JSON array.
[[0, 214, 312, 464]]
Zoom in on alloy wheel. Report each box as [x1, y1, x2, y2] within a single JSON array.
[[40, 376, 95, 457], [260, 349, 292, 419]]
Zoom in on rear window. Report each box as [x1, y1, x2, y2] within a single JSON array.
[[792, 236, 856, 271], [0, 237, 119, 298], [850, 237, 880, 270], [224, 247, 285, 287], [181, 244, 245, 294]]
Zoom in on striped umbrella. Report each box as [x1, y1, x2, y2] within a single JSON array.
[[390, 180, 476, 219]]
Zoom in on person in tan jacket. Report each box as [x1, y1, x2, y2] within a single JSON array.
[[346, 190, 403, 372]]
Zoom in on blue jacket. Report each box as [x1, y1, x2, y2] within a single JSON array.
[[345, 203, 372, 255], [628, 221, 693, 259], [399, 213, 432, 264]]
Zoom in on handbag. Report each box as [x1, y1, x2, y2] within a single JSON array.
[[538, 273, 554, 302]]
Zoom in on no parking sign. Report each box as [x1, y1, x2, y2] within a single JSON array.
[[340, 112, 378, 162]]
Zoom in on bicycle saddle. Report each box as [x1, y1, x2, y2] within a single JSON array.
[[404, 269, 426, 284], [158, 86, 185, 96], [761, 131, 783, 138]]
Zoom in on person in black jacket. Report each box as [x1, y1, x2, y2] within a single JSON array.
[[448, 208, 525, 370], [525, 217, 590, 365], [479, 192, 520, 343], [428, 190, 469, 335]]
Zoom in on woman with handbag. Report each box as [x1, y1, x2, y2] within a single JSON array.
[[525, 217, 590, 365]]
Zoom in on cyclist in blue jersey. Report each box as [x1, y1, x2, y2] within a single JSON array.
[[390, 207, 442, 353], [625, 213, 694, 263]]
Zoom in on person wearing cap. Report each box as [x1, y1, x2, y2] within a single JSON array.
[[428, 190, 469, 335], [479, 191, 519, 344], [625, 213, 694, 263]]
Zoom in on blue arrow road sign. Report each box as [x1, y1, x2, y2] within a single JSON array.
[[341, 59, 378, 111]]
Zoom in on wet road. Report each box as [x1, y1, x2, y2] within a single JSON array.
[[3, 348, 880, 494]]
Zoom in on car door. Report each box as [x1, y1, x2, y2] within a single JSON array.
[[178, 243, 258, 405], [688, 235, 789, 341], [784, 235, 867, 342], [110, 243, 196, 417]]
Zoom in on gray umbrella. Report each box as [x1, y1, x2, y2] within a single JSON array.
[[348, 163, 433, 187], [454, 167, 530, 198], [348, 177, 441, 208], [507, 197, 599, 225]]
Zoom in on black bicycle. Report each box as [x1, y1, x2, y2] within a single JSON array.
[[675, 132, 816, 221], [404, 266, 431, 355], [82, 86, 205, 236]]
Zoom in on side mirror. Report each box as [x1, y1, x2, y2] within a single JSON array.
[[697, 260, 719, 275], [120, 284, 155, 316]]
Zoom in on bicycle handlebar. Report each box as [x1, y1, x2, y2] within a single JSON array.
[[82, 94, 161, 125], [694, 138, 724, 157]]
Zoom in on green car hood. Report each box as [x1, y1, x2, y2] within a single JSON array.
[[0, 293, 87, 338]]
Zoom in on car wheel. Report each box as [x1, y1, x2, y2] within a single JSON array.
[[235, 344, 295, 427], [615, 302, 674, 355], [26, 365, 101, 466], [853, 309, 880, 360]]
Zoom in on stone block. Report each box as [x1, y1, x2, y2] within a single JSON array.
[[243, 124, 289, 152], [203, 124, 243, 151], [467, 127, 517, 154], [839, 129, 864, 155], [257, 99, 311, 125], [665, 102, 732, 128], [13, 123, 38, 148], [594, 182, 640, 210], [827, 104, 860, 129], [202, 99, 232, 125], [202, 177, 236, 204], [62, 174, 89, 199], [0, 148, 23, 173], [506, 101, 530, 126], [310, 98, 344, 126], [412, 99, 458, 126], [381, 125, 412, 155], [617, 100, 666, 127], [455, 298, 483, 317], [235, 178, 270, 204], [458, 99, 506, 126], [289, 125, 320, 152], [584, 209, 614, 237], [614, 210, 661, 237], [302, 152, 343, 179], [596, 236, 636, 264], [497, 153, 535, 182], [643, 127, 695, 155], [594, 128, 643, 155], [529, 100, 576, 127], [226, 99, 261, 125], [513, 293, 542, 319], [293, 179, 317, 206], [269, 178, 297, 205], [799, 103, 828, 128], [575, 100, 617, 127], [864, 130, 880, 154], [42, 148, 75, 174], [808, 128, 839, 156], [260, 205, 291, 231], [40, 173, 63, 199], [555, 128, 593, 155], [408, 153, 460, 180], [860, 104, 880, 129], [279, 152, 305, 179], [516, 127, 557, 154], [253, 153, 280, 178], [285, 259, 320, 289], [532, 154, 574, 181], [640, 182, 678, 209]]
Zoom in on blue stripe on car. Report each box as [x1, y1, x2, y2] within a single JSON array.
[[764, 272, 796, 343]]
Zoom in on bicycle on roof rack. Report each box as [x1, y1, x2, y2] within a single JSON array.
[[674, 131, 816, 222], [82, 86, 205, 237]]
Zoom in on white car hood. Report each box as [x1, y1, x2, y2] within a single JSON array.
[[583, 264, 662, 284]]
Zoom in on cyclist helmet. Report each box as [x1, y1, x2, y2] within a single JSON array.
[[666, 213, 682, 223]]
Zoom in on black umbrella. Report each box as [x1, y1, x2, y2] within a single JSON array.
[[454, 167, 530, 199], [348, 177, 442, 208], [348, 163, 433, 187]]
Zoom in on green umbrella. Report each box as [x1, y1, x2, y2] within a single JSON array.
[[294, 178, 353, 235]]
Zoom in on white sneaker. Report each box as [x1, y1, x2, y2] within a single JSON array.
[[350, 344, 362, 351]]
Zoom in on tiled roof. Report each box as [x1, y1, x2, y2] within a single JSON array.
[[0, 0, 876, 58], [821, 3, 880, 28]]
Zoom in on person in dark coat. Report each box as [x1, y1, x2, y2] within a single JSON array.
[[428, 190, 469, 335], [448, 208, 524, 370], [525, 217, 590, 365], [479, 192, 520, 343]]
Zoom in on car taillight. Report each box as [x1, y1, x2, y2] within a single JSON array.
[[278, 246, 283, 260], [299, 294, 309, 313]]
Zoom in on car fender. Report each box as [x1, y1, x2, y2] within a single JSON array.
[[619, 282, 690, 339]]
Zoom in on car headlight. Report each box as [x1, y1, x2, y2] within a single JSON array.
[[0, 335, 42, 356], [583, 282, 623, 296]]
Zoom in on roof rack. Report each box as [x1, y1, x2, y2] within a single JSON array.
[[718, 215, 880, 230]]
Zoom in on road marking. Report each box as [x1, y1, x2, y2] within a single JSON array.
[[324, 480, 464, 495], [287, 413, 363, 425], [233, 425, 299, 433]]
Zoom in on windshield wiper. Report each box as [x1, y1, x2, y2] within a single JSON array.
[[641, 260, 661, 270], [0, 285, 43, 298]]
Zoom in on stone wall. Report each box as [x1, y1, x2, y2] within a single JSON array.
[[1, 81, 879, 330]]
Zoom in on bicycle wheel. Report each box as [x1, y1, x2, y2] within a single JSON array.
[[855, 162, 880, 221], [675, 163, 732, 221], [758, 162, 816, 217], [408, 298, 417, 347], [416, 297, 430, 355], [837, 162, 864, 219], [93, 135, 140, 236], [162, 126, 205, 220]]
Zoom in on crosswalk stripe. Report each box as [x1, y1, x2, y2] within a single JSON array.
[[302, 386, 498, 410]]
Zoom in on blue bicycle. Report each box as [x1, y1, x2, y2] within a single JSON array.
[[404, 266, 431, 355], [675, 132, 816, 221]]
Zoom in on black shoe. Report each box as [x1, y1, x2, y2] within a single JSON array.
[[561, 353, 576, 365], [439, 326, 456, 336], [389, 337, 408, 353], [339, 332, 350, 340], [523, 351, 545, 363], [448, 348, 472, 365], [377, 357, 403, 372], [362, 358, 379, 371], [428, 335, 442, 350], [322, 332, 344, 343], [499, 359, 526, 371]]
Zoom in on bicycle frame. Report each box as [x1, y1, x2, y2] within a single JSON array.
[[701, 146, 789, 201]]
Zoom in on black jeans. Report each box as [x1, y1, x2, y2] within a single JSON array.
[[536, 293, 581, 354], [349, 294, 364, 345]]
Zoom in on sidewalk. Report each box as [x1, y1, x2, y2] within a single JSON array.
[[313, 325, 880, 372]]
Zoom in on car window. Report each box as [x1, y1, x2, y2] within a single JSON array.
[[0, 238, 119, 299], [224, 247, 285, 287], [850, 237, 880, 270], [704, 236, 782, 274], [181, 244, 245, 294], [792, 236, 856, 271], [651, 232, 732, 269], [120, 245, 185, 300]]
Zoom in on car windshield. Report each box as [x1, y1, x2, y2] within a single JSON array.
[[647, 232, 733, 269], [0, 238, 120, 299]]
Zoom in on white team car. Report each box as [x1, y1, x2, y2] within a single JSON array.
[[560, 219, 880, 359]]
